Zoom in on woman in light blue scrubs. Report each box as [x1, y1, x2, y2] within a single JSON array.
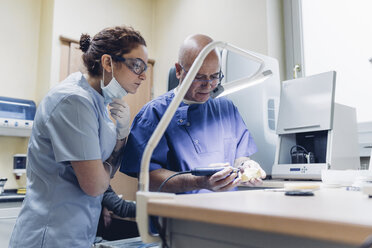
[[9, 26, 148, 248]]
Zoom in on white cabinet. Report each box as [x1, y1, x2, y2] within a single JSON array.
[[0, 202, 22, 246]]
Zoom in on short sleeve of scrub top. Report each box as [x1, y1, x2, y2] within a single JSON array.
[[45, 94, 101, 162]]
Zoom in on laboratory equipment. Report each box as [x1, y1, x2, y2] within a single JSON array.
[[285, 191, 314, 196], [362, 183, 372, 197], [272, 71, 360, 180], [357, 122, 372, 169], [190, 167, 239, 176], [221, 50, 280, 176], [13, 154, 27, 179], [0, 96, 36, 137], [0, 178, 7, 194], [157, 167, 240, 192]]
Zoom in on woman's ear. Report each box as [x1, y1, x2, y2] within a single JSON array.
[[101, 54, 112, 73]]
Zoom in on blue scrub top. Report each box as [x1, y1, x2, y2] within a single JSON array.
[[9, 72, 116, 248], [120, 90, 257, 194]]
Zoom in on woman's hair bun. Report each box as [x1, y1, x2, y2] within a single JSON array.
[[79, 33, 91, 53]]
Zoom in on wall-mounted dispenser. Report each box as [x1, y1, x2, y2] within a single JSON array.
[[13, 154, 27, 179]]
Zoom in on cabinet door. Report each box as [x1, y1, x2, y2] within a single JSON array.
[[0, 206, 21, 246], [59, 39, 85, 81]]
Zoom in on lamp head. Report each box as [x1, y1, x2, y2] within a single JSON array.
[[210, 70, 273, 99]]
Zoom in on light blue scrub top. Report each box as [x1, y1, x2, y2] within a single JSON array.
[[9, 72, 116, 248], [120, 90, 257, 194]]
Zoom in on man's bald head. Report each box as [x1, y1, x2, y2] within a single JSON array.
[[175, 34, 221, 103], [178, 34, 219, 68]]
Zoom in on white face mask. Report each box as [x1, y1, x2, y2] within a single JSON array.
[[100, 56, 128, 105]]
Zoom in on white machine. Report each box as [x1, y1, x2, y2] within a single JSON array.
[[222, 50, 280, 175], [272, 71, 360, 179]]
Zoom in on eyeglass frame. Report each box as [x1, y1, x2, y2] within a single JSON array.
[[179, 64, 224, 83], [111, 54, 148, 75]]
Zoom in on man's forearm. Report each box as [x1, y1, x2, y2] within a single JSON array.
[[149, 168, 204, 193]]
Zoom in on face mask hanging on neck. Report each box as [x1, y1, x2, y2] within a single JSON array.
[[100, 56, 128, 105]]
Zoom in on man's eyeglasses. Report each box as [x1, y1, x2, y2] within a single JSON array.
[[111, 55, 148, 75], [179, 64, 224, 83]]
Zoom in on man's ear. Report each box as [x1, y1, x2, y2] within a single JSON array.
[[175, 63, 182, 79], [101, 54, 112, 73]]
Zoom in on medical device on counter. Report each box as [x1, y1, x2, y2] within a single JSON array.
[[13, 154, 27, 179], [271, 71, 360, 180], [157, 167, 240, 192], [221, 50, 280, 176], [0, 96, 36, 137]]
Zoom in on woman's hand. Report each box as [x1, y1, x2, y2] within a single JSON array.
[[109, 99, 130, 140]]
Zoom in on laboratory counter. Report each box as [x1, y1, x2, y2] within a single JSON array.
[[147, 187, 372, 248], [0, 190, 25, 203]]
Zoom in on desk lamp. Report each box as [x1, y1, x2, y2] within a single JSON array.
[[136, 41, 272, 243]]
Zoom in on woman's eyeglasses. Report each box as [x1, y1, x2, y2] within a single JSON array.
[[111, 55, 148, 75]]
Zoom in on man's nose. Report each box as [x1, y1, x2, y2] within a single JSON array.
[[201, 80, 217, 88]]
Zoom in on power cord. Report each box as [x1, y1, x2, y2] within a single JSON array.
[[290, 145, 315, 164]]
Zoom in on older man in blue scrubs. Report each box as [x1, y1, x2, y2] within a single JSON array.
[[121, 34, 266, 193]]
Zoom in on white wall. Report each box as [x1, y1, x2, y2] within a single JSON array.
[[0, 0, 42, 189], [266, 0, 285, 81], [47, 0, 155, 100], [151, 0, 271, 97], [0, 0, 41, 100], [302, 0, 372, 122]]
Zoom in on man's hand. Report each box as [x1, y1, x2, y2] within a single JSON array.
[[109, 99, 130, 140], [198, 163, 240, 191], [235, 158, 266, 187]]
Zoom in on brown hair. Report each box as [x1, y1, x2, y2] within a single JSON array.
[[79, 26, 146, 77]]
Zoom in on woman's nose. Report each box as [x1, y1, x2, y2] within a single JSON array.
[[139, 71, 147, 81]]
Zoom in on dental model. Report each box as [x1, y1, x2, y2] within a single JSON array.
[[241, 167, 262, 182]]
